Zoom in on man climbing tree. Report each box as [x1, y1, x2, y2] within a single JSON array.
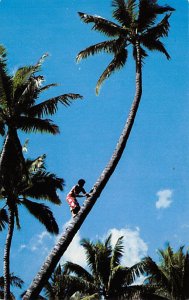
[[66, 179, 90, 217]]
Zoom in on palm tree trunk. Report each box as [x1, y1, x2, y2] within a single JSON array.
[[4, 203, 15, 300], [23, 41, 142, 300]]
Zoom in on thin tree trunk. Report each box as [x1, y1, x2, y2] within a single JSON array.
[[4, 204, 15, 300], [23, 42, 142, 300]]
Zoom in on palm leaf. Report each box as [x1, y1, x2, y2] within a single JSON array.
[[21, 199, 59, 234], [112, 0, 136, 28], [0, 45, 13, 107], [9, 273, 24, 288], [0, 208, 8, 230], [143, 256, 170, 290], [77, 39, 124, 62], [15, 75, 44, 110], [110, 236, 124, 268], [138, 0, 175, 32], [22, 170, 64, 204], [78, 12, 123, 37], [141, 38, 170, 59], [64, 262, 94, 283], [96, 46, 128, 94], [25, 93, 83, 118], [16, 116, 60, 135], [142, 13, 171, 41], [80, 239, 97, 276]]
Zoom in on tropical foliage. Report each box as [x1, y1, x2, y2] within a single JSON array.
[[23, 2, 175, 298], [142, 244, 189, 300], [77, 0, 174, 94], [0, 273, 24, 300], [62, 234, 146, 299]]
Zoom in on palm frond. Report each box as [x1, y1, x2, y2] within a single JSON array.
[[64, 262, 94, 283], [9, 273, 24, 288], [183, 252, 189, 297], [80, 239, 97, 276], [0, 45, 13, 108], [138, 0, 175, 32], [78, 12, 123, 37], [143, 256, 170, 290], [16, 116, 60, 135], [111, 236, 124, 268], [0, 208, 8, 231], [112, 0, 136, 28], [25, 93, 83, 118], [15, 75, 44, 109], [77, 39, 124, 62], [96, 46, 128, 94], [141, 38, 170, 59], [22, 170, 64, 204], [142, 13, 171, 40], [21, 199, 59, 234]]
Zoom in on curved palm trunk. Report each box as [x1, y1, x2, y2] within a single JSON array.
[[23, 42, 142, 300], [4, 204, 15, 300]]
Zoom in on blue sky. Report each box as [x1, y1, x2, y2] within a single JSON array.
[[0, 0, 188, 297]]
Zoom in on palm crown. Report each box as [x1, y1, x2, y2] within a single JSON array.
[[0, 154, 64, 234], [0, 45, 82, 135], [0, 45, 82, 192], [77, 0, 175, 94], [63, 234, 146, 299]]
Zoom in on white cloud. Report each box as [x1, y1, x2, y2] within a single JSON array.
[[19, 230, 52, 254], [155, 189, 173, 209], [58, 223, 87, 268], [108, 227, 148, 267]]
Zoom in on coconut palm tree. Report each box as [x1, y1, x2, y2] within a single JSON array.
[[23, 1, 175, 298], [61, 234, 147, 299], [0, 44, 82, 196], [0, 45, 82, 299], [0, 273, 24, 300], [142, 244, 189, 300], [43, 264, 90, 300], [1, 154, 64, 300]]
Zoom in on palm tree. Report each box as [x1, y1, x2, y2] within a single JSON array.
[[0, 45, 82, 299], [23, 1, 175, 298], [43, 264, 89, 300], [142, 244, 189, 300], [0, 273, 24, 300], [61, 234, 146, 299], [1, 154, 64, 300]]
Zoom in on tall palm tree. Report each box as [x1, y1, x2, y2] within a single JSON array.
[[0, 45, 82, 299], [1, 154, 64, 300], [62, 234, 146, 299], [23, 1, 175, 298], [0, 273, 24, 300], [142, 244, 189, 300]]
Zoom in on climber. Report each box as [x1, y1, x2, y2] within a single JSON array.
[[66, 179, 90, 217]]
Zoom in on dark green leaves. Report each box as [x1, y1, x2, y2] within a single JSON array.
[[0, 208, 8, 231], [112, 0, 136, 28], [96, 46, 128, 94], [138, 0, 175, 32], [21, 199, 59, 234], [78, 12, 123, 37], [25, 93, 83, 118]]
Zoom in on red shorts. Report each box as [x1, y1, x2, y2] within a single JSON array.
[[66, 194, 79, 210]]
